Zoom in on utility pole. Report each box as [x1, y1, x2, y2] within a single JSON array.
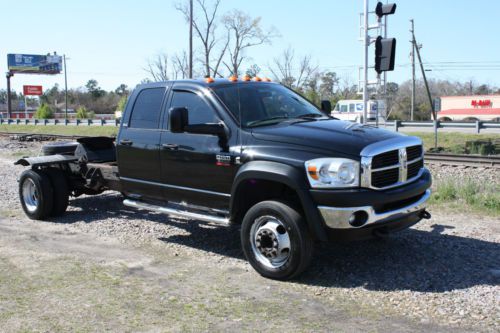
[[411, 31, 436, 121], [362, 0, 369, 124], [63, 55, 68, 119], [188, 0, 193, 79], [410, 19, 416, 121], [6, 72, 13, 119]]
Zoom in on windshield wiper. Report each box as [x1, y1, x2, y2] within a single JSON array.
[[295, 113, 328, 120], [246, 116, 290, 128]]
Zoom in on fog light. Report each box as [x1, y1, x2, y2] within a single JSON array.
[[349, 211, 369, 227]]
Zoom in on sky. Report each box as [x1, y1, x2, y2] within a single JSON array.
[[1, 0, 499, 93]]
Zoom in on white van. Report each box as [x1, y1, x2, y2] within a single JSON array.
[[331, 100, 385, 122]]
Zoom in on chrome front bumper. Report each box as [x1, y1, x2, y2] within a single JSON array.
[[318, 189, 431, 229]]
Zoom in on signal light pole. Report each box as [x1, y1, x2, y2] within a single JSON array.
[[360, 1, 397, 124]]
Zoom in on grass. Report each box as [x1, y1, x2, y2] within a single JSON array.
[[0, 124, 118, 137], [407, 132, 500, 154], [429, 176, 500, 216]]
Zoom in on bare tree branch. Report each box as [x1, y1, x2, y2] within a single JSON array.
[[175, 0, 228, 77], [223, 10, 279, 76]]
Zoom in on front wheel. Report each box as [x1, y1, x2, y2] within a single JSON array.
[[241, 200, 313, 280]]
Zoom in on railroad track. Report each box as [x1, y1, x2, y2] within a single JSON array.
[[424, 153, 500, 168]]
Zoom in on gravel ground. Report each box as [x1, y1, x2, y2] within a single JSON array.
[[0, 138, 499, 332]]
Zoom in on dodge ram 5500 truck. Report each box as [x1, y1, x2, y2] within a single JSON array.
[[16, 78, 432, 280]]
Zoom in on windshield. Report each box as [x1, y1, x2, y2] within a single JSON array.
[[212, 83, 326, 127]]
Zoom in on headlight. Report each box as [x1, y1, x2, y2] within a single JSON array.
[[305, 158, 360, 188]]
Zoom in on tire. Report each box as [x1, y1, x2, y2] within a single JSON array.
[[241, 200, 313, 280], [45, 169, 70, 217], [19, 169, 54, 220], [42, 141, 79, 156]]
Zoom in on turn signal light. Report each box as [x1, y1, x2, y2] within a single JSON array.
[[307, 165, 319, 180]]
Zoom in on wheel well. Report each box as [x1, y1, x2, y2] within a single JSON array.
[[231, 179, 302, 224]]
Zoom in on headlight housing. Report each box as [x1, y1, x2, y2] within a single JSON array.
[[305, 158, 360, 188]]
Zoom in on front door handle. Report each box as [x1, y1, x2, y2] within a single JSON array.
[[162, 143, 179, 151], [120, 139, 133, 146]]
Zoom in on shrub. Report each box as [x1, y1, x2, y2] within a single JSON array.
[[76, 106, 95, 119], [34, 104, 54, 119], [117, 96, 128, 111]]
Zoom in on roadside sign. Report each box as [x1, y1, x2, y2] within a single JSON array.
[[7, 53, 62, 74], [23, 85, 43, 96]]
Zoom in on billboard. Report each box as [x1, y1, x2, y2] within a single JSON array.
[[7, 53, 62, 74], [23, 85, 43, 96]]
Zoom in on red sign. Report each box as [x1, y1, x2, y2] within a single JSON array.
[[23, 85, 43, 96], [471, 99, 492, 108]]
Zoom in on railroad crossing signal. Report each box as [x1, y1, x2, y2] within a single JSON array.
[[374, 2, 397, 74]]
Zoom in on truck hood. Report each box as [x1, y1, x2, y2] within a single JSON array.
[[251, 119, 403, 157]]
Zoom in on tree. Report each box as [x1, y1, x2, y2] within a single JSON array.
[[34, 104, 54, 119], [145, 54, 170, 82], [319, 72, 339, 99], [222, 10, 278, 76], [171, 51, 190, 79], [85, 80, 105, 99], [269, 47, 318, 91], [245, 64, 261, 78], [176, 0, 228, 77], [115, 84, 129, 96]]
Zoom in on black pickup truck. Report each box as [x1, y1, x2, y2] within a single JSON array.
[[16, 78, 432, 280]]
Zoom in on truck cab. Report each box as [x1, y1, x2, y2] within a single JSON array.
[[16, 78, 431, 280]]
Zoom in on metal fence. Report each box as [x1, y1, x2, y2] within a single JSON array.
[[0, 118, 120, 127], [369, 120, 500, 134], [1, 118, 500, 133]]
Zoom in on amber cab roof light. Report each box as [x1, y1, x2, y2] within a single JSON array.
[[242, 75, 251, 82], [228, 76, 238, 82], [252, 76, 262, 82], [205, 77, 215, 83]]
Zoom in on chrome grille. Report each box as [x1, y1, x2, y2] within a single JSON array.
[[361, 137, 425, 190]]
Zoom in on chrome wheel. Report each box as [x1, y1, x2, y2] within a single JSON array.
[[250, 216, 291, 269], [22, 178, 39, 213]]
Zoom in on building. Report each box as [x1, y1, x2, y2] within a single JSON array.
[[438, 95, 500, 122]]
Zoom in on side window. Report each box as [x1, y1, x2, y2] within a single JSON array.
[[340, 104, 348, 112], [129, 88, 165, 129], [349, 103, 355, 112], [170, 91, 218, 124]]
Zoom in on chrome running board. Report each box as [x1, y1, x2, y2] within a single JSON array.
[[123, 199, 231, 225]]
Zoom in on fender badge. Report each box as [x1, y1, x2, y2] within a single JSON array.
[[216, 154, 231, 166]]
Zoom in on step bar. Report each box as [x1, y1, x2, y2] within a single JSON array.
[[123, 199, 231, 225]]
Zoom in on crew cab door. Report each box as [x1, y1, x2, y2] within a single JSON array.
[[117, 86, 167, 200], [159, 88, 235, 209]]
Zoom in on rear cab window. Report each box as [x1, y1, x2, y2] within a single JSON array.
[[129, 88, 165, 129]]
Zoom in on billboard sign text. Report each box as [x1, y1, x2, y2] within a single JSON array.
[[23, 85, 43, 96]]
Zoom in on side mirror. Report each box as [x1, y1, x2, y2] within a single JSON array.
[[169, 107, 188, 133], [321, 100, 332, 113]]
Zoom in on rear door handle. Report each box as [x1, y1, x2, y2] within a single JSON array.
[[162, 143, 179, 151], [120, 139, 133, 146]]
